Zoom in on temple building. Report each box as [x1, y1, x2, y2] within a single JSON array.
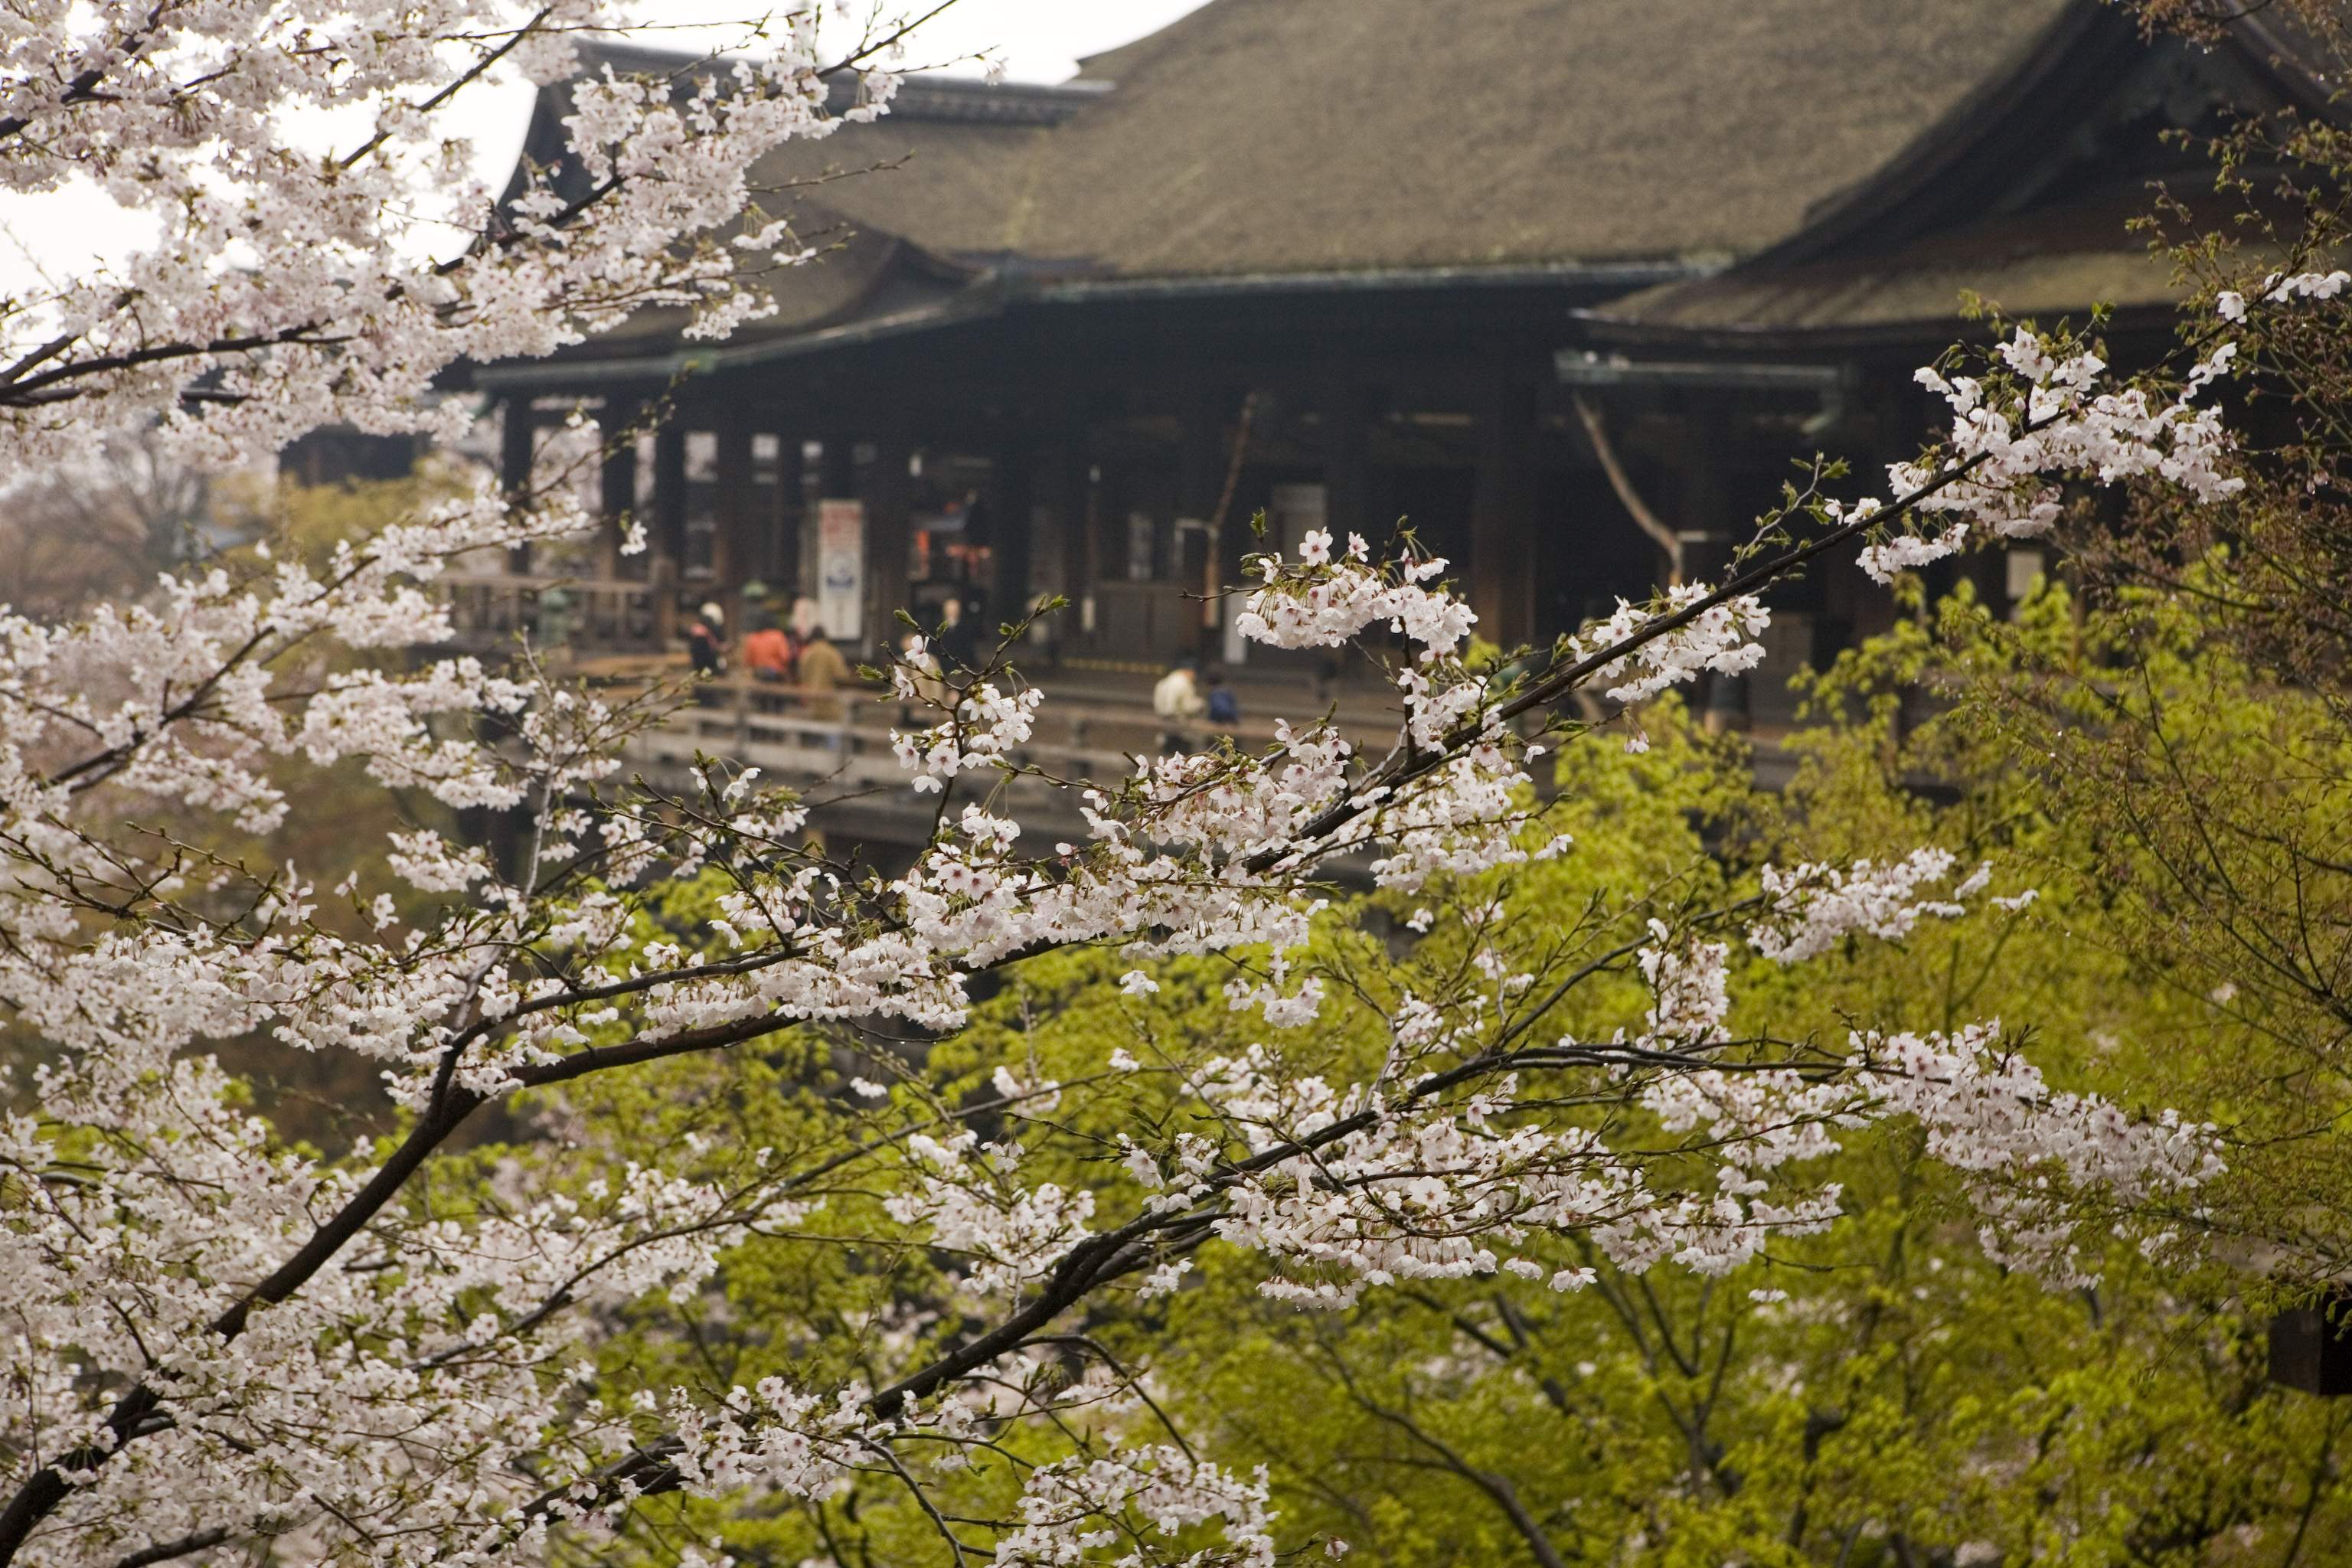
[[466, 0, 2335, 722]]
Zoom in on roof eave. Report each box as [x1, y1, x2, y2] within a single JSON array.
[[470, 286, 1011, 393], [1568, 298, 2184, 359], [1027, 259, 1721, 304]]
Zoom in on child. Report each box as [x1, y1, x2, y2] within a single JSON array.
[[1205, 667, 1240, 730]]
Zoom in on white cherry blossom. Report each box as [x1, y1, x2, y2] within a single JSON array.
[[0, 14, 2275, 1563]]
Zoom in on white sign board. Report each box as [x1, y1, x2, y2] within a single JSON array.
[[817, 498, 865, 644]]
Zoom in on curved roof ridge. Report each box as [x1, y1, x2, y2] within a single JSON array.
[[562, 38, 1101, 124], [1753, 0, 2110, 267], [1070, 6, 1215, 83]]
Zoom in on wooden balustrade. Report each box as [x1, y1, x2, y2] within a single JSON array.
[[620, 673, 1396, 799], [440, 571, 667, 654]]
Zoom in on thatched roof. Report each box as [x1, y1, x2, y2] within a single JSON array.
[[521, 0, 2081, 289], [744, 80, 1093, 270], [1581, 179, 2182, 349], [493, 0, 2311, 378], [1002, 0, 2076, 277], [1582, 8, 2342, 349]]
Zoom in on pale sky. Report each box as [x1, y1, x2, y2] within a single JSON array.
[[0, 2, 1207, 292]]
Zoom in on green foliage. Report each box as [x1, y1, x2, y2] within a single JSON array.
[[481, 583, 2352, 1566]]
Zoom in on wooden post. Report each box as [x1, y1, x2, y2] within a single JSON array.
[[1044, 431, 1092, 655], [864, 436, 913, 657], [1679, 393, 1749, 731], [818, 436, 858, 500], [772, 434, 805, 597], [714, 412, 753, 610], [991, 440, 1037, 645], [652, 423, 687, 646], [1472, 377, 1538, 649], [500, 397, 535, 576], [1322, 375, 1376, 548], [597, 399, 639, 581], [1176, 387, 1228, 655]]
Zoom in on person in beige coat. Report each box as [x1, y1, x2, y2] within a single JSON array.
[[794, 625, 852, 724]]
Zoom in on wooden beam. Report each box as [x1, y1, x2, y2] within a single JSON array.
[[650, 423, 687, 645], [1677, 394, 1749, 730], [1175, 385, 1232, 651], [1037, 414, 1093, 648], [651, 424, 688, 570], [1322, 376, 1377, 550], [1569, 392, 1681, 586], [769, 435, 805, 599], [818, 435, 857, 500]]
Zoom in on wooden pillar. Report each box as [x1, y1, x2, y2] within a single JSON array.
[[1323, 377, 1377, 548], [1037, 415, 1093, 653], [864, 436, 913, 656], [1679, 393, 1749, 730], [500, 397, 535, 575], [1177, 388, 1227, 520], [596, 400, 639, 580], [1177, 387, 1229, 655], [818, 436, 858, 500], [991, 440, 1037, 645], [713, 412, 753, 599], [651, 424, 688, 570], [651, 422, 687, 644], [1472, 378, 1539, 650], [772, 435, 805, 597]]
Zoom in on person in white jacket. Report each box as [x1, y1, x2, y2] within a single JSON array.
[[1152, 656, 1204, 753]]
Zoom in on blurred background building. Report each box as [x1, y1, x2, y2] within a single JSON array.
[[449, 0, 2337, 724]]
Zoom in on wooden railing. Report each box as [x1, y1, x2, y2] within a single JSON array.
[[441, 571, 668, 654], [618, 674, 1396, 796]]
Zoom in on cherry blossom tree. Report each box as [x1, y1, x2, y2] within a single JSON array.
[[0, 6, 2313, 1566]]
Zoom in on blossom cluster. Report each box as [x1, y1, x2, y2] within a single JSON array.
[[889, 661, 1046, 794], [0, 2, 895, 471], [1852, 328, 2245, 583], [1564, 583, 1774, 707]]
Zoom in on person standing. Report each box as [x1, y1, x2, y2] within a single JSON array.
[[785, 596, 823, 671], [794, 619, 852, 724], [685, 599, 726, 677], [1205, 666, 1240, 736], [742, 609, 792, 682], [1152, 655, 1204, 754]]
